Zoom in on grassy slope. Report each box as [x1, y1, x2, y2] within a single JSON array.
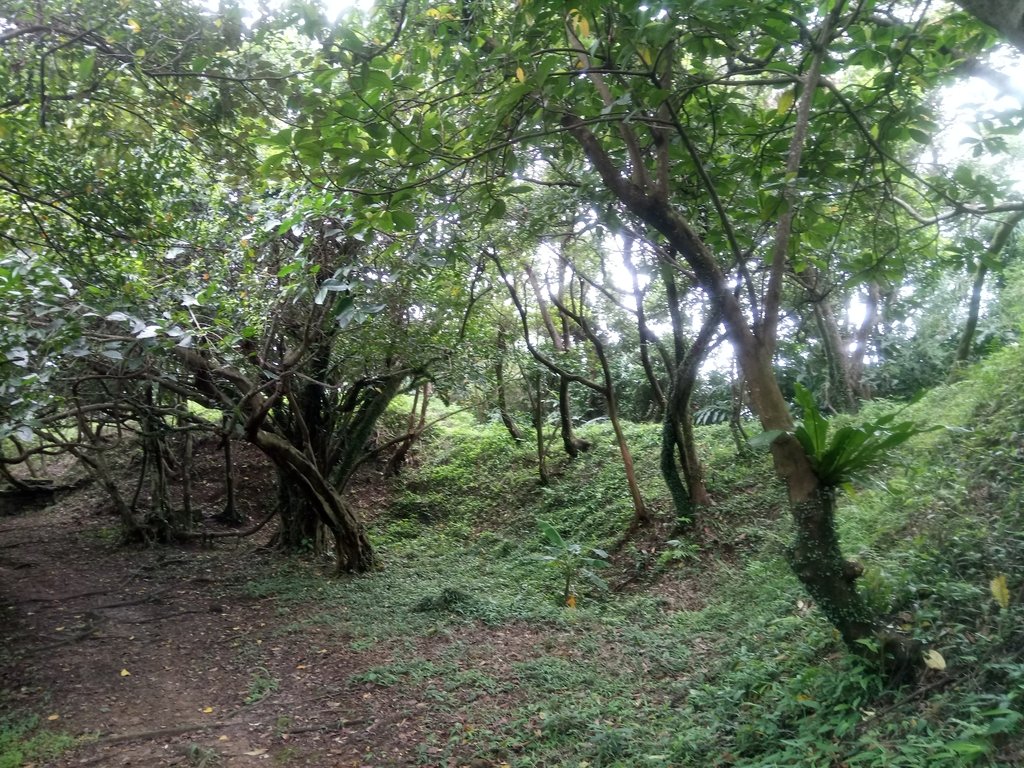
[[244, 342, 1023, 767], [5, 347, 1020, 767]]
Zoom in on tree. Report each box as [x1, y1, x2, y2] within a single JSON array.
[[300, 0, 1019, 665], [956, 0, 1024, 50]]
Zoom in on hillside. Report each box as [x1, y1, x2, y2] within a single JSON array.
[[1, 345, 1023, 767]]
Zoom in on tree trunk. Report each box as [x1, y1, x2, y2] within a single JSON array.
[[729, 371, 750, 455], [562, 108, 917, 665], [386, 383, 431, 475], [955, 261, 988, 366], [660, 264, 714, 521], [558, 375, 591, 457], [955, 0, 1024, 51], [849, 282, 880, 400], [660, 413, 692, 524], [495, 325, 524, 442], [954, 212, 1023, 368], [528, 368, 550, 486], [215, 428, 243, 525], [181, 427, 195, 523], [551, 295, 648, 525], [622, 235, 665, 419], [258, 431, 376, 573], [812, 294, 858, 413], [273, 469, 323, 553]]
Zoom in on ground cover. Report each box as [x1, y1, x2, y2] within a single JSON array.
[[1, 349, 1023, 767]]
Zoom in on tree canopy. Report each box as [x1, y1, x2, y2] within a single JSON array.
[[2, 0, 1023, 670]]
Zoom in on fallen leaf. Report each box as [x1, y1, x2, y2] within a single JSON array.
[[47, 714, 60, 721], [990, 574, 1010, 610], [202, 706, 214, 714], [119, 669, 131, 677], [923, 650, 946, 670], [244, 749, 268, 756], [565, 594, 577, 608]]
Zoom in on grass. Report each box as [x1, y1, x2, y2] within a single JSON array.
[[8, 349, 1019, 766], [245, 345, 1024, 765], [0, 714, 76, 768]]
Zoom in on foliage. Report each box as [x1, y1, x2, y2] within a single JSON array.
[[535, 520, 609, 607], [235, 344, 1024, 766], [0, 715, 76, 768], [754, 384, 934, 489], [2, 0, 1024, 762]]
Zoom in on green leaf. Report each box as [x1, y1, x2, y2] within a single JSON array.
[[748, 429, 785, 450], [484, 199, 507, 222], [538, 520, 565, 549], [793, 383, 828, 457], [391, 210, 417, 231]]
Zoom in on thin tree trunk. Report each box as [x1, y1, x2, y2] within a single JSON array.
[[849, 282, 879, 399], [812, 294, 858, 413], [954, 211, 1024, 366], [551, 295, 649, 525], [216, 427, 243, 525], [729, 370, 750, 455], [70, 409, 139, 537], [181, 428, 195, 523], [387, 383, 431, 475], [622, 234, 665, 418], [557, 375, 590, 457], [529, 369, 549, 486], [524, 264, 590, 456], [660, 263, 715, 519], [495, 325, 524, 441], [956, 263, 988, 365]]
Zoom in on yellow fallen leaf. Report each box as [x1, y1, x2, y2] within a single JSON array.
[[990, 574, 1010, 610], [296, 664, 308, 669], [515, 67, 525, 83], [120, 669, 131, 677], [126, 18, 141, 33], [218, 735, 229, 741], [777, 89, 796, 115], [244, 749, 268, 756], [47, 714, 60, 721], [565, 594, 576, 608], [923, 650, 946, 670], [202, 706, 214, 714]]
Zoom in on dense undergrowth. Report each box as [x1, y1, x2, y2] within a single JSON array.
[[3, 347, 1022, 766], [242, 344, 1024, 766]]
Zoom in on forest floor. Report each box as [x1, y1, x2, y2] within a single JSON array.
[[0, 440, 705, 768], [0, 443, 482, 767]]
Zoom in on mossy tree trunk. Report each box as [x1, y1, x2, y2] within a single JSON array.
[[176, 344, 411, 574], [659, 265, 716, 525]]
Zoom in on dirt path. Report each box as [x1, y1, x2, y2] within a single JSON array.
[[0, 440, 716, 768], [0, 438, 462, 768], [0, 440, 571, 768], [2, 500, 365, 766]]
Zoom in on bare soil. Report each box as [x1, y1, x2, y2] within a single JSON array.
[[3, 441, 701, 768]]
